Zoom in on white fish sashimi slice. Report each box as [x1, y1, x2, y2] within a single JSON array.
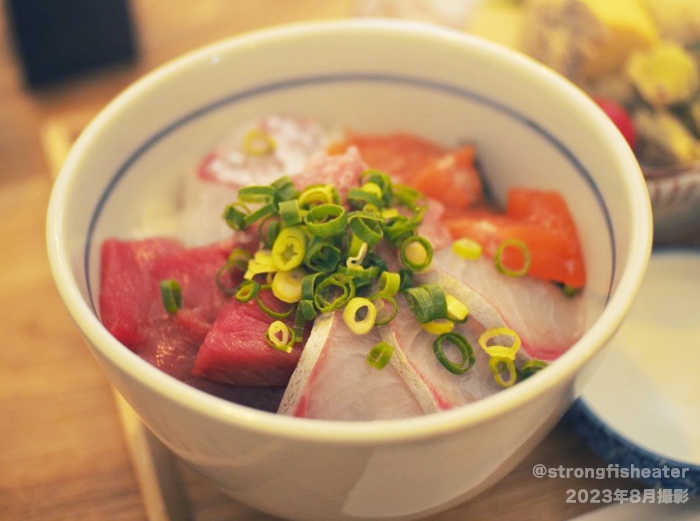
[[178, 114, 330, 246], [384, 293, 504, 411], [430, 248, 586, 360], [279, 312, 439, 421]]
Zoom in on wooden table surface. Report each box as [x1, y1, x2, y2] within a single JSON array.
[[1, 2, 698, 520]]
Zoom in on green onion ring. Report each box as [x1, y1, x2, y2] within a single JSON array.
[[304, 240, 341, 273], [266, 320, 294, 353], [366, 341, 394, 370], [520, 359, 548, 379], [404, 283, 447, 323], [235, 280, 260, 303], [271, 175, 300, 202], [278, 199, 302, 226], [371, 295, 398, 325], [238, 185, 275, 204], [243, 202, 277, 227], [376, 271, 401, 297], [489, 356, 517, 387], [433, 332, 476, 375], [348, 212, 384, 246], [222, 201, 250, 231], [304, 204, 347, 237], [255, 287, 294, 319], [314, 273, 356, 313], [399, 235, 433, 272], [495, 238, 531, 277]]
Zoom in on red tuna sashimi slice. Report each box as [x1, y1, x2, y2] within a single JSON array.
[[192, 291, 302, 387], [99, 237, 235, 357], [279, 313, 439, 420], [429, 249, 586, 360], [383, 294, 504, 411]]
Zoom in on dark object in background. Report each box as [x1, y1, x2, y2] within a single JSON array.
[[4, 0, 138, 88]]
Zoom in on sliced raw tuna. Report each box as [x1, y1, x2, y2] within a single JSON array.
[[192, 291, 302, 387], [279, 313, 439, 420]]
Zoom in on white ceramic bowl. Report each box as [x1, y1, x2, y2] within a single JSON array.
[[47, 20, 653, 521]]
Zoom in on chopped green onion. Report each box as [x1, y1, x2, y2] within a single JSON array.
[[453, 238, 483, 260], [222, 202, 250, 231], [243, 202, 277, 227], [376, 271, 401, 298], [304, 204, 347, 237], [314, 273, 355, 313], [404, 283, 447, 323], [347, 187, 384, 210], [343, 297, 377, 335], [271, 226, 307, 271], [244, 250, 276, 280], [360, 170, 393, 204], [400, 235, 433, 272], [367, 341, 394, 370], [490, 356, 517, 387], [301, 272, 324, 301], [278, 199, 302, 227], [243, 128, 276, 156], [271, 267, 306, 303], [160, 279, 183, 314], [298, 298, 318, 321], [372, 296, 397, 325], [235, 280, 260, 303], [495, 238, 531, 277], [383, 215, 416, 246], [422, 318, 455, 335], [520, 359, 548, 379], [271, 175, 299, 202], [266, 320, 294, 353], [298, 185, 339, 208], [257, 214, 281, 248], [446, 295, 469, 323], [216, 248, 252, 295], [238, 185, 275, 204], [433, 332, 476, 375], [478, 327, 522, 361], [304, 240, 341, 273], [348, 212, 384, 246]]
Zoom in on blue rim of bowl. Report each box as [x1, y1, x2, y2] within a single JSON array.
[[82, 72, 616, 311], [566, 399, 700, 494]]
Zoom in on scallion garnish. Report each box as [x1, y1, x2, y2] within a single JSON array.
[[243, 128, 276, 156], [399, 235, 433, 272], [160, 279, 183, 314], [404, 283, 447, 324], [271, 226, 307, 271], [343, 297, 377, 335], [266, 320, 294, 353], [278, 199, 302, 227], [453, 238, 483, 260], [495, 238, 531, 277], [433, 332, 476, 375], [478, 327, 521, 360], [314, 273, 356, 313], [489, 356, 517, 387], [304, 203, 347, 237], [235, 280, 260, 303], [520, 359, 548, 379], [367, 341, 394, 370]]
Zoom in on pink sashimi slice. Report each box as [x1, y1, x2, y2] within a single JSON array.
[[279, 313, 440, 420], [383, 294, 504, 411], [180, 115, 331, 246], [429, 248, 586, 360], [192, 291, 302, 387]]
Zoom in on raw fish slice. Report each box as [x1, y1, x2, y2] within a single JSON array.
[[291, 146, 367, 200], [279, 313, 439, 420], [179, 114, 330, 245], [429, 248, 586, 360], [192, 292, 302, 387], [384, 294, 505, 411]]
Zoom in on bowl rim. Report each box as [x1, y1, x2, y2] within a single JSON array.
[[46, 18, 654, 444]]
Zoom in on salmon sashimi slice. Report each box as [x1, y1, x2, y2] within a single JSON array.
[[443, 189, 587, 288]]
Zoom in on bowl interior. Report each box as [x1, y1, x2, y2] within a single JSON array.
[[49, 20, 652, 437]]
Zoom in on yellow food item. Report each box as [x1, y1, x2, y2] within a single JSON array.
[[641, 0, 700, 47], [520, 0, 659, 80], [465, 0, 526, 50], [634, 108, 700, 166], [625, 42, 700, 107]]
